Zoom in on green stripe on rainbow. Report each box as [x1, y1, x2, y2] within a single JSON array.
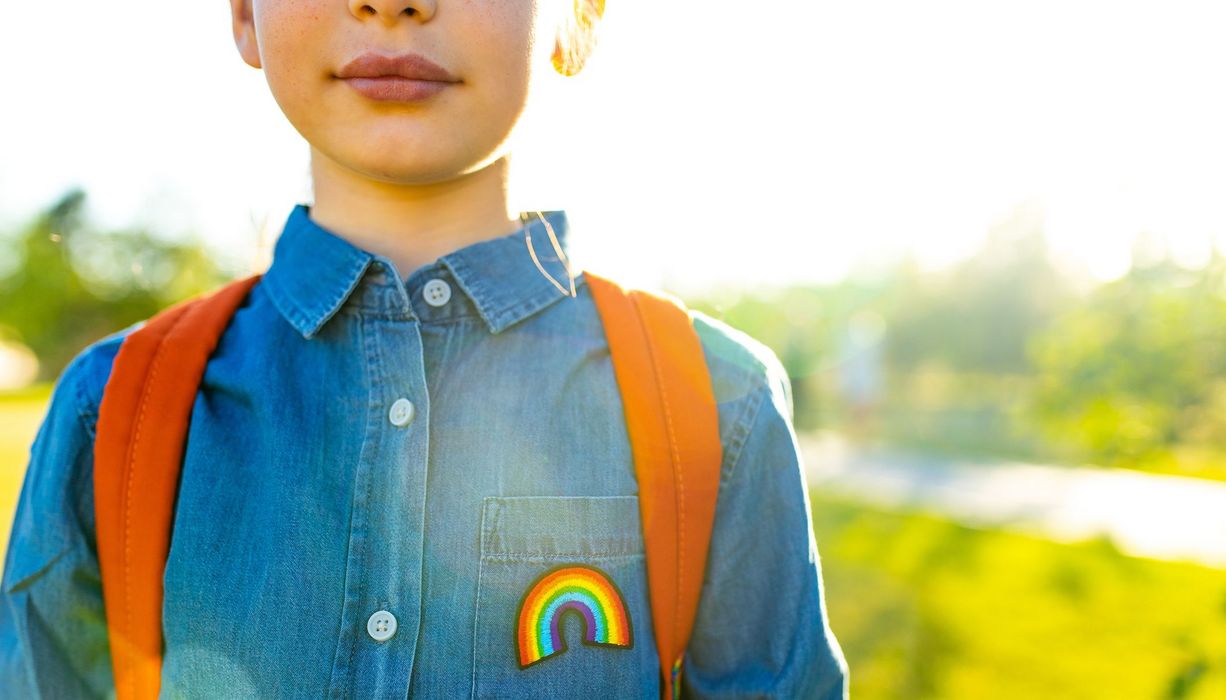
[[516, 564, 633, 668]]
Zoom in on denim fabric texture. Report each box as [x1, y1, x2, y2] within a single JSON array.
[[0, 204, 849, 698]]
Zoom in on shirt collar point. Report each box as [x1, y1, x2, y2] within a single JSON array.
[[265, 204, 374, 338]]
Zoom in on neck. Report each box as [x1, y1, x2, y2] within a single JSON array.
[[307, 149, 522, 280]]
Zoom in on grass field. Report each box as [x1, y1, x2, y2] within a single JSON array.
[[0, 385, 51, 549], [812, 493, 1226, 699], [1, 390, 1223, 698]]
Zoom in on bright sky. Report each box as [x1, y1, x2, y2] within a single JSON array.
[[3, 1, 1225, 296]]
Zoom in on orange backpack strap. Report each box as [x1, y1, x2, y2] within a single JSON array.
[[94, 274, 262, 700], [584, 270, 723, 700]]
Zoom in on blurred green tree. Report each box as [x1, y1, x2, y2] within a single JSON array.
[[886, 205, 1077, 375], [1028, 249, 1226, 472], [0, 188, 233, 382]]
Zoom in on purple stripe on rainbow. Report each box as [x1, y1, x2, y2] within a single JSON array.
[[552, 600, 598, 649]]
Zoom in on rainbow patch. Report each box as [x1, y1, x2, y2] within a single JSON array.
[[515, 564, 633, 668]]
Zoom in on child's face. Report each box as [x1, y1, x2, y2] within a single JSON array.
[[231, 0, 564, 184]]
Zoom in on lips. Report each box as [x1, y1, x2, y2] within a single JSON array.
[[336, 52, 459, 103], [336, 52, 459, 82]]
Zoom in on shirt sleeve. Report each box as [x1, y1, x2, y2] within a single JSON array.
[[681, 364, 849, 699], [0, 352, 114, 699]]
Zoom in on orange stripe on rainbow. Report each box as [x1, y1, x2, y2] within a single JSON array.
[[515, 564, 634, 668]]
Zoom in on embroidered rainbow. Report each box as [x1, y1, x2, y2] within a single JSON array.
[[516, 564, 633, 667]]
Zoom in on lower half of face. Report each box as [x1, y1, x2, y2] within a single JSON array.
[[254, 0, 550, 184]]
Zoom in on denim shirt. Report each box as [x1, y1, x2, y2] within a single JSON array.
[[0, 204, 848, 699]]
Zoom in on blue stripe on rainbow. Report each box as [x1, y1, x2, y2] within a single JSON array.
[[516, 564, 634, 668]]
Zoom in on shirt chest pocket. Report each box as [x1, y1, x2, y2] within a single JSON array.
[[472, 496, 659, 699]]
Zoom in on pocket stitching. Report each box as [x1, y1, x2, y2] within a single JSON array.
[[479, 496, 644, 560], [470, 503, 489, 700]]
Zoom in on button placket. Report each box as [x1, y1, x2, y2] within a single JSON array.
[[330, 316, 430, 697]]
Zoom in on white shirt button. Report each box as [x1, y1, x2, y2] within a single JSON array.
[[422, 278, 452, 307], [367, 610, 397, 642], [388, 398, 415, 427]]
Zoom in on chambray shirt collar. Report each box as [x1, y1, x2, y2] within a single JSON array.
[[262, 203, 578, 339]]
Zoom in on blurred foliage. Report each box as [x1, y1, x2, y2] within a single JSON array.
[[812, 492, 1226, 699], [689, 207, 1226, 480], [1028, 254, 1226, 477], [0, 189, 233, 381], [887, 211, 1075, 375], [688, 207, 1078, 450]]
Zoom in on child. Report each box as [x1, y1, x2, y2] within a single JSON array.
[[0, 0, 848, 697]]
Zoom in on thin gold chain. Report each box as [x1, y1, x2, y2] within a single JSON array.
[[520, 210, 577, 298]]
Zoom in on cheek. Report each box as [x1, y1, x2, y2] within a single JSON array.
[[459, 6, 541, 109], [254, 1, 332, 102]]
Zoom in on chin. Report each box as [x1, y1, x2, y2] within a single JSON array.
[[360, 125, 510, 180], [347, 148, 493, 185]]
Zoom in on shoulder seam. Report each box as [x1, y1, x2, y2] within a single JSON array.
[[70, 351, 101, 444], [720, 383, 770, 488]]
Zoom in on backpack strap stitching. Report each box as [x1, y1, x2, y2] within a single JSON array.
[[629, 290, 686, 656], [116, 300, 195, 698]]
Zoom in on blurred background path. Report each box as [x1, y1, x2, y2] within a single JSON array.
[[801, 431, 1226, 569]]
